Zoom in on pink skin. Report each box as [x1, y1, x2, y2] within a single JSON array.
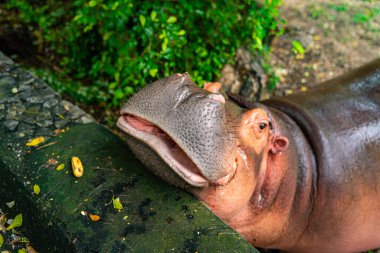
[[201, 82, 295, 248], [203, 82, 222, 93]]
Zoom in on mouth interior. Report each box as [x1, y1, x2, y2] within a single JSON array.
[[118, 115, 209, 187]]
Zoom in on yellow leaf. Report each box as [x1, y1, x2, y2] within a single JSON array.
[[56, 164, 65, 171], [6, 213, 22, 230], [112, 197, 123, 211], [71, 157, 84, 177], [89, 214, 101, 222], [0, 234, 3, 248], [26, 137, 45, 147], [33, 184, 40, 195]]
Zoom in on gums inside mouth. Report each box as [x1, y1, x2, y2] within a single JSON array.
[[117, 114, 210, 187]]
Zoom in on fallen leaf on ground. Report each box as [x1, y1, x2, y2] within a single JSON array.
[[46, 158, 58, 167], [6, 213, 22, 230], [5, 201, 14, 208], [56, 164, 65, 171], [33, 184, 41, 195], [112, 197, 123, 211], [26, 137, 45, 147], [56, 113, 65, 119], [71, 157, 84, 177], [52, 129, 62, 136], [26, 245, 38, 253], [89, 214, 101, 222]]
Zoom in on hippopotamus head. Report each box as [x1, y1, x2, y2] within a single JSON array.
[[117, 73, 309, 248], [117, 61, 380, 252]]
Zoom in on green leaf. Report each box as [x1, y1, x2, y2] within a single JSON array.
[[113, 197, 123, 211], [0, 234, 3, 248], [114, 89, 124, 100], [139, 15, 146, 27], [33, 184, 41, 195], [159, 30, 167, 39], [167, 16, 177, 23], [6, 213, 23, 230], [114, 72, 120, 82], [291, 40, 305, 55], [178, 30, 186, 36], [111, 2, 119, 10], [253, 36, 263, 51], [149, 69, 158, 77], [18, 249, 27, 253], [84, 24, 93, 33], [161, 38, 169, 52], [73, 14, 82, 22], [88, 0, 97, 7], [124, 86, 134, 95], [109, 82, 117, 90], [150, 11, 157, 21], [103, 32, 113, 41]]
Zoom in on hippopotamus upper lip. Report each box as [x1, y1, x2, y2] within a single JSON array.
[[117, 114, 211, 187]]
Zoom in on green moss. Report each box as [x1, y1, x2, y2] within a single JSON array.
[[0, 123, 258, 252]]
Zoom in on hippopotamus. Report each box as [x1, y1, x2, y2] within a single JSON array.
[[117, 59, 380, 253]]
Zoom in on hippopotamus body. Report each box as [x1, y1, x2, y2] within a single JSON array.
[[117, 59, 380, 253]]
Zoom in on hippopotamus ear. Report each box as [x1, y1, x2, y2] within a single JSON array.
[[270, 136, 289, 154], [203, 82, 222, 93]]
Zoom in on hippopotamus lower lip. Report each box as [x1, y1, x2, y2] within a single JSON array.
[[117, 114, 210, 187]]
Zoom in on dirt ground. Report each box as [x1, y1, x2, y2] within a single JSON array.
[[268, 0, 380, 97]]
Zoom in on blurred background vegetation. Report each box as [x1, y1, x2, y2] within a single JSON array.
[[1, 0, 283, 123]]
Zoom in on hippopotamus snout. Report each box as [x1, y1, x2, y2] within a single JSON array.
[[118, 73, 238, 187]]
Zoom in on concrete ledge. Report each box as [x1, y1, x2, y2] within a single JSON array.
[[0, 52, 258, 252]]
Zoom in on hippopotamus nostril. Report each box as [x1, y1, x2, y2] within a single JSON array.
[[176, 72, 191, 80], [207, 93, 225, 104]]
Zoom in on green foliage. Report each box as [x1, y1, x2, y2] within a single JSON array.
[[5, 0, 283, 107], [310, 5, 324, 19], [353, 7, 380, 23], [291, 40, 305, 55], [328, 3, 348, 13]]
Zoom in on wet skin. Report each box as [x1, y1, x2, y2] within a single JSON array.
[[117, 60, 380, 253]]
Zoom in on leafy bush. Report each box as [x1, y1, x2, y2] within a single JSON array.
[[5, 0, 283, 107]]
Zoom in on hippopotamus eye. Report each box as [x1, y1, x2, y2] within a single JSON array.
[[259, 123, 267, 130]]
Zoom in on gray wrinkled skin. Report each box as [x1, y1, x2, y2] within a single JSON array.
[[120, 74, 239, 183]]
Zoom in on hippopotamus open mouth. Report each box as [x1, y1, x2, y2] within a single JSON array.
[[117, 61, 380, 252], [117, 73, 239, 188]]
